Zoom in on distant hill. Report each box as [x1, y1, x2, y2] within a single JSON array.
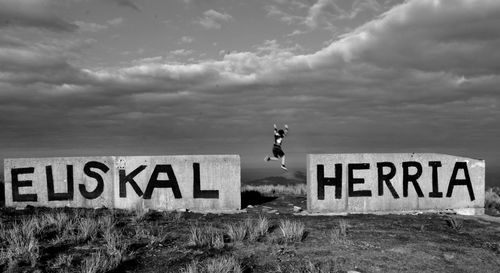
[[243, 170, 306, 186]]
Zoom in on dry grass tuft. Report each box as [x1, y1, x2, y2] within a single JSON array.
[[181, 256, 242, 273], [0, 218, 40, 268], [188, 225, 225, 249], [445, 216, 464, 231], [279, 219, 306, 242]]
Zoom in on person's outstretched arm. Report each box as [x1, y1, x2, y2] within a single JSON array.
[[284, 124, 289, 136]]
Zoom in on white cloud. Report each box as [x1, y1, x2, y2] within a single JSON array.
[[197, 9, 233, 29]]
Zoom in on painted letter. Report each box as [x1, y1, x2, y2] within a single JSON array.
[[446, 162, 475, 201], [119, 165, 146, 198], [11, 167, 37, 202], [81, 161, 109, 199], [428, 161, 443, 198], [46, 165, 74, 201], [193, 163, 219, 199], [377, 162, 399, 198], [143, 164, 182, 199], [348, 163, 372, 197], [402, 161, 424, 197], [317, 164, 342, 200]]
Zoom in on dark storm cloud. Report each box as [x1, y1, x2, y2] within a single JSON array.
[[1, 0, 499, 166], [0, 0, 78, 32]]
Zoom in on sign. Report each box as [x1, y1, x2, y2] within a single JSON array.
[[3, 155, 240, 212], [307, 153, 485, 214]]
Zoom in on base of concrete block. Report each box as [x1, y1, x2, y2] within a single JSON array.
[[298, 208, 485, 216], [453, 208, 484, 216]]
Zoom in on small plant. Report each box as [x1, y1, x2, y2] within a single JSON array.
[[1, 220, 40, 268], [51, 253, 74, 268], [181, 260, 200, 273], [338, 219, 348, 236], [80, 251, 109, 273], [225, 222, 247, 242], [445, 216, 463, 231], [205, 256, 242, 273], [132, 204, 149, 223], [181, 256, 242, 273], [485, 188, 500, 210], [255, 215, 270, 237], [188, 225, 225, 249], [279, 219, 306, 242], [103, 227, 128, 262], [76, 218, 100, 242]]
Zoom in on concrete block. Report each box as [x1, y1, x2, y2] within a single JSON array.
[[112, 155, 241, 212], [0, 178, 4, 207], [3, 155, 241, 212], [307, 153, 485, 214], [4, 157, 115, 209]]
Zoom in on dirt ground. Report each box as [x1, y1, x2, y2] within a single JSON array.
[[1, 192, 500, 273]]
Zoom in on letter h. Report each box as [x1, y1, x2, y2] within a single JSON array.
[[317, 164, 342, 200]]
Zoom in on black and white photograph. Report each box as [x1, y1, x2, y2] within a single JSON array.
[[0, 0, 499, 272]]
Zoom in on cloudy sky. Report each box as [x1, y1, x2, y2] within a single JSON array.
[[1, 0, 499, 180]]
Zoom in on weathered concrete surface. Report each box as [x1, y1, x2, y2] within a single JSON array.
[[0, 178, 4, 207], [3, 155, 241, 212], [307, 153, 485, 214], [4, 157, 115, 209], [113, 155, 240, 211]]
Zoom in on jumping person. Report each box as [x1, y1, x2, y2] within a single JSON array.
[[265, 124, 289, 171]]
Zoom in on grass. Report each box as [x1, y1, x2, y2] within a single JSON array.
[[326, 219, 350, 244], [445, 216, 464, 231], [188, 225, 225, 249], [225, 215, 270, 243], [0, 209, 136, 272], [242, 184, 306, 196], [181, 256, 242, 273], [279, 219, 306, 243], [0, 218, 40, 268], [1, 184, 500, 272]]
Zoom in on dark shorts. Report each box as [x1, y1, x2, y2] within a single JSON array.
[[272, 144, 285, 158]]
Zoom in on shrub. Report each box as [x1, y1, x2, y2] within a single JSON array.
[[181, 256, 242, 273], [188, 225, 225, 249], [205, 256, 242, 273], [51, 253, 74, 269], [0, 219, 40, 267], [279, 219, 306, 242], [225, 222, 247, 242], [327, 219, 349, 244], [255, 215, 270, 237], [76, 218, 100, 242], [485, 188, 500, 210], [80, 251, 109, 273]]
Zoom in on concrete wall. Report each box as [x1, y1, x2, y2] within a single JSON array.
[[112, 155, 240, 211], [3, 155, 240, 212], [307, 153, 485, 214]]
